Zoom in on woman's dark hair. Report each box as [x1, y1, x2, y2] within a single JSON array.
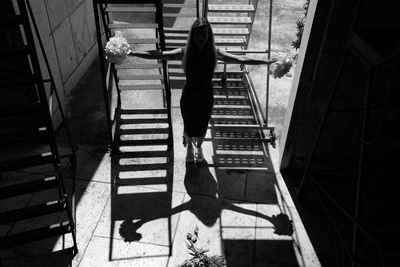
[[183, 17, 217, 78]]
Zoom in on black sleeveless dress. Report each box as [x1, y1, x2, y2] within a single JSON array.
[[180, 48, 215, 137]]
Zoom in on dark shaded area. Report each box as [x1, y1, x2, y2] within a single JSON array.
[[281, 0, 400, 266]]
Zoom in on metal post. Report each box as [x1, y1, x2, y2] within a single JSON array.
[[265, 0, 273, 127], [93, 0, 113, 147]]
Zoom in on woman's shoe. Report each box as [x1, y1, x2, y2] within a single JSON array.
[[195, 147, 204, 163], [185, 147, 195, 163]]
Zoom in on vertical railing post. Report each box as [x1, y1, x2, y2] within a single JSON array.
[[93, 0, 113, 147], [265, 0, 273, 127]]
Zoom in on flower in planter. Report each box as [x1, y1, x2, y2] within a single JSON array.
[[179, 226, 226, 267], [104, 31, 131, 64]]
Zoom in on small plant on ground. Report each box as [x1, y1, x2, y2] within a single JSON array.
[[178, 226, 226, 267]]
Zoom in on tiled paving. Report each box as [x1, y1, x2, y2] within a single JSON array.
[[0, 1, 319, 266], [0, 97, 319, 266]]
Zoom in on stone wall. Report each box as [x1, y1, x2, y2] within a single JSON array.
[[28, 0, 103, 127]]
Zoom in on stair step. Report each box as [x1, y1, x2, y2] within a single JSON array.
[[214, 70, 244, 75], [117, 139, 168, 146], [127, 38, 159, 44], [212, 81, 243, 87], [116, 177, 167, 186], [0, 15, 23, 25], [0, 128, 47, 144], [212, 128, 262, 140], [0, 176, 58, 200], [106, 6, 156, 12], [213, 28, 250, 36], [116, 63, 162, 69], [118, 74, 164, 80], [212, 108, 253, 116], [214, 89, 248, 97], [0, 103, 42, 117], [164, 28, 189, 34], [118, 163, 168, 172], [210, 124, 263, 129], [0, 221, 72, 250], [213, 73, 243, 79], [166, 38, 246, 47], [119, 128, 169, 135], [163, 12, 196, 18], [214, 98, 251, 106], [208, 17, 252, 24], [214, 154, 267, 167], [0, 199, 67, 224], [163, 3, 197, 8], [115, 150, 169, 158], [119, 84, 165, 90], [109, 23, 158, 29], [0, 153, 54, 172], [213, 139, 264, 151], [211, 117, 257, 125], [119, 108, 167, 115], [208, 4, 255, 12], [118, 117, 169, 124]]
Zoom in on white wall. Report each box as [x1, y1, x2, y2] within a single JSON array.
[[27, 0, 102, 127]]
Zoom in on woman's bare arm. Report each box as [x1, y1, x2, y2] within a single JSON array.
[[217, 49, 277, 65], [130, 48, 183, 60]]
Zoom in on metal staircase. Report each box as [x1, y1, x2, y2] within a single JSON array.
[[0, 0, 77, 254], [93, 0, 173, 151], [93, 0, 175, 258]]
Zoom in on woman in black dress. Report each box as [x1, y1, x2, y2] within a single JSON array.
[[132, 18, 276, 163]]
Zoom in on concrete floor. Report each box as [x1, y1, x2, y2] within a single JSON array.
[[0, 1, 321, 266]]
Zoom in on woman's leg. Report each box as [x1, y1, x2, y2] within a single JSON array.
[[184, 132, 195, 163], [194, 134, 206, 162]]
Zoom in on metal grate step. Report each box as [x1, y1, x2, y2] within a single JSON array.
[[214, 98, 251, 106], [214, 154, 267, 168], [0, 128, 48, 144], [106, 6, 155, 12], [115, 150, 168, 158], [116, 177, 167, 186], [213, 28, 250, 36], [0, 221, 72, 250], [0, 154, 54, 172], [119, 128, 169, 135], [117, 139, 168, 146], [211, 117, 257, 125], [208, 17, 252, 24], [118, 163, 168, 172], [126, 38, 159, 44], [117, 117, 169, 124], [0, 176, 58, 200], [116, 63, 162, 69], [208, 4, 255, 12], [0, 199, 67, 225], [212, 108, 253, 116], [118, 74, 164, 80], [109, 23, 158, 29], [212, 128, 262, 140], [119, 108, 167, 114], [119, 84, 165, 90]]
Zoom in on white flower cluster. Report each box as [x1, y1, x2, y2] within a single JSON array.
[[104, 31, 131, 65], [268, 53, 294, 79]]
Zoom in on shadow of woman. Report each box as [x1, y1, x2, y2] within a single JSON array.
[[119, 162, 293, 242]]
